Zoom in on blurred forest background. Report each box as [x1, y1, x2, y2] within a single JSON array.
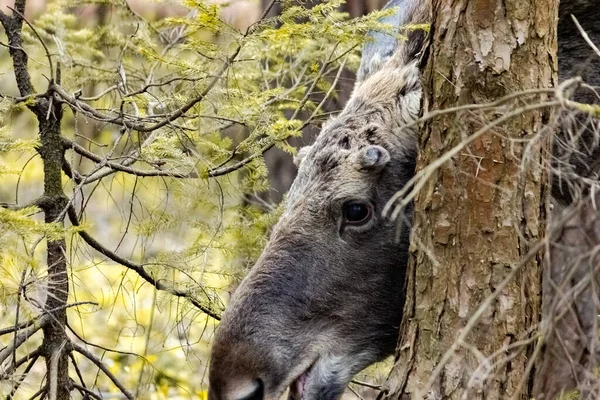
[[0, 0, 395, 398]]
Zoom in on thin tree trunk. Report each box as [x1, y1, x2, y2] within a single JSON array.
[[1, 1, 70, 398], [38, 99, 70, 400], [385, 0, 557, 398]]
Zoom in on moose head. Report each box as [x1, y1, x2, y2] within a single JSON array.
[[208, 1, 428, 398]]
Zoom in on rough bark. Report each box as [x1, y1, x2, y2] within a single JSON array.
[[385, 0, 557, 398]]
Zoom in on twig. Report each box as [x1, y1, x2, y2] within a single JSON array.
[[208, 48, 349, 177], [8, 6, 54, 81], [415, 197, 595, 398], [25, 385, 45, 400], [0, 315, 47, 365], [62, 138, 198, 178], [71, 384, 103, 400], [67, 322, 147, 361], [571, 15, 600, 59], [383, 100, 561, 220], [348, 384, 365, 400], [6, 352, 40, 399], [66, 205, 222, 320], [0, 9, 35, 97], [69, 352, 87, 390], [351, 379, 382, 390], [0, 317, 37, 336], [72, 342, 135, 400], [0, 346, 42, 378], [78, 84, 120, 101]]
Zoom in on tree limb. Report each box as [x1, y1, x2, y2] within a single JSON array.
[[71, 342, 135, 400], [67, 205, 222, 320], [0, 315, 47, 365], [71, 384, 103, 400], [6, 351, 40, 399], [0, 346, 42, 378], [8, 6, 54, 81], [62, 138, 198, 178]]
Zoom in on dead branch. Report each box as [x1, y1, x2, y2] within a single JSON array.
[[0, 346, 42, 378], [72, 342, 135, 400], [384, 100, 562, 220], [26, 386, 46, 400], [571, 15, 600, 60], [0, 317, 38, 336], [66, 205, 222, 320], [0, 315, 47, 365], [6, 352, 40, 399], [71, 384, 103, 400], [62, 138, 198, 179]]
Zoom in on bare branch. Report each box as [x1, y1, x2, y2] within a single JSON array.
[[350, 379, 382, 390], [26, 386, 46, 400], [77, 84, 120, 101], [0, 346, 42, 378], [5, 351, 40, 399], [0, 321, 34, 337], [0, 315, 47, 365], [8, 6, 54, 81], [72, 342, 135, 400], [66, 205, 222, 320], [67, 323, 150, 361], [383, 100, 562, 219], [0, 0, 35, 97], [571, 15, 600, 60], [62, 138, 198, 179], [71, 384, 103, 400], [68, 352, 86, 390]]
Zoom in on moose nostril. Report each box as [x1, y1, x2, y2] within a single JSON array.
[[237, 379, 264, 400]]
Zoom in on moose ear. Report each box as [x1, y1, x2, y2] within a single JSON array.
[[357, 145, 390, 172], [293, 146, 312, 167], [356, 1, 404, 85]]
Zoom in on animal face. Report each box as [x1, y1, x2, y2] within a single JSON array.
[[209, 63, 422, 400]]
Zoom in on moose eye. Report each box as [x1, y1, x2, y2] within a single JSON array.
[[343, 203, 372, 225]]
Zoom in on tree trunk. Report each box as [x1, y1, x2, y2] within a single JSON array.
[[38, 98, 70, 400], [1, 1, 70, 397], [385, 0, 557, 398]]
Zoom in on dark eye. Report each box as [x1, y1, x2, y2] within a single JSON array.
[[343, 203, 372, 225]]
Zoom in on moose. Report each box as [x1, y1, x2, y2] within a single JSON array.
[[208, 0, 600, 399]]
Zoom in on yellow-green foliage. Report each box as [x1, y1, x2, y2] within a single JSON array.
[[0, 0, 395, 398]]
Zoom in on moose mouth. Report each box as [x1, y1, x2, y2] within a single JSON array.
[[288, 362, 315, 400]]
